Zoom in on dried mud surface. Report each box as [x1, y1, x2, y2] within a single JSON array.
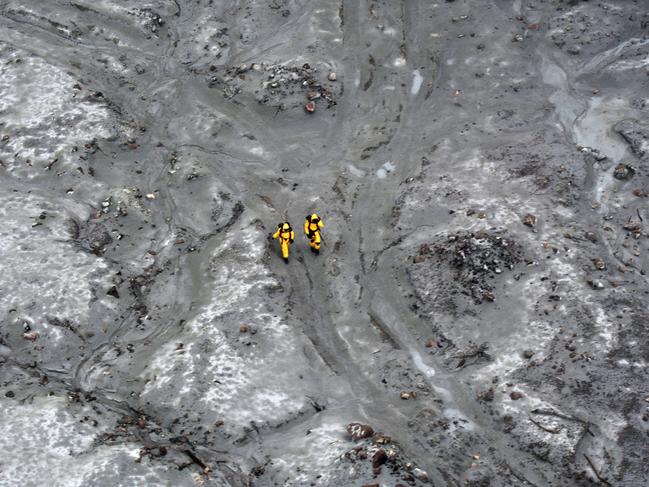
[[1, 1, 649, 486]]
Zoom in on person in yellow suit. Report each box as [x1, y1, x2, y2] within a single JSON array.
[[273, 222, 295, 263], [304, 213, 324, 254]]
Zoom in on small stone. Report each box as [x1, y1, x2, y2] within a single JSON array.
[[346, 422, 374, 441], [478, 388, 494, 402], [567, 45, 581, 55], [400, 391, 411, 400], [413, 468, 430, 481], [304, 101, 316, 113], [145, 193, 156, 199], [593, 258, 606, 270], [510, 391, 523, 400], [107, 286, 120, 298], [614, 163, 635, 180], [425, 339, 435, 348], [513, 34, 524, 42], [372, 449, 387, 469], [22, 331, 39, 341], [588, 279, 605, 290], [522, 350, 534, 359], [5, 391, 15, 398], [413, 255, 427, 263], [328, 72, 337, 81], [482, 290, 495, 302], [239, 325, 249, 333], [522, 213, 537, 227], [372, 432, 391, 445]]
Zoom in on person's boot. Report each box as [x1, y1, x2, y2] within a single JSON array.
[[315, 248, 319, 255]]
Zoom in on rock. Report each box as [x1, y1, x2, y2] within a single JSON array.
[[400, 391, 411, 400], [482, 290, 495, 302], [372, 448, 387, 469], [413, 468, 430, 481], [413, 255, 427, 263], [304, 101, 316, 113], [587, 279, 605, 290], [5, 390, 15, 398], [22, 331, 39, 341], [361, 484, 379, 487], [623, 221, 643, 238], [522, 350, 534, 359], [328, 72, 337, 81], [107, 286, 120, 298], [372, 432, 391, 445], [522, 213, 537, 227], [239, 325, 249, 333], [425, 339, 435, 348], [593, 258, 606, 270], [613, 163, 635, 180], [145, 193, 156, 199], [346, 422, 374, 441], [478, 388, 494, 402], [567, 45, 581, 55], [510, 391, 523, 400]]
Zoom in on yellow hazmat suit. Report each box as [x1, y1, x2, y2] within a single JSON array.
[[273, 222, 295, 262], [304, 214, 324, 254]]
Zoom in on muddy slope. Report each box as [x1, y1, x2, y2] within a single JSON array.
[[1, 1, 648, 486]]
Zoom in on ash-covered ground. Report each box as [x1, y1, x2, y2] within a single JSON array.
[[1, 1, 648, 486]]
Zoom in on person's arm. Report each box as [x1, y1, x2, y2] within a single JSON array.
[[273, 228, 280, 239], [318, 220, 324, 231], [304, 220, 309, 235], [290, 230, 295, 243]]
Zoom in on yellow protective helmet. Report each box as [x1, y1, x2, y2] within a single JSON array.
[[309, 213, 320, 222], [282, 222, 290, 230]]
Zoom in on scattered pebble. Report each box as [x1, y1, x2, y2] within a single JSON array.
[[22, 331, 39, 341], [522, 213, 537, 227]]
